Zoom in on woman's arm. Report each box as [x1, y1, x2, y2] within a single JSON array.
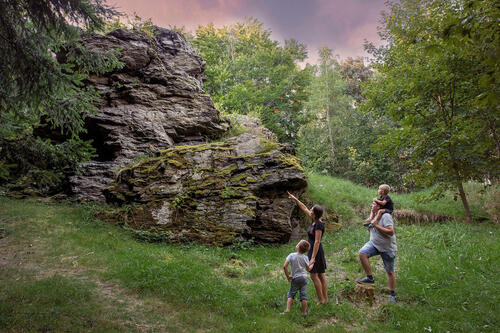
[[310, 229, 322, 262], [287, 192, 312, 218]]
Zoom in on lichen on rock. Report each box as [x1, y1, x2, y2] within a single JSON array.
[[102, 132, 307, 245]]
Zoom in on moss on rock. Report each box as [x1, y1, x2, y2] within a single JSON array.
[[102, 133, 307, 246]]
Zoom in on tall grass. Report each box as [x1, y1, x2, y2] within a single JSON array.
[[305, 173, 490, 222]]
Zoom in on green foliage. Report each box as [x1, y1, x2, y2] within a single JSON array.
[[337, 56, 373, 105], [221, 186, 237, 199], [305, 173, 488, 222], [297, 47, 350, 174], [259, 138, 278, 153], [191, 18, 313, 144], [123, 226, 172, 243], [210, 113, 249, 142], [0, 0, 123, 195], [0, 270, 126, 331], [478, 184, 500, 224], [0, 0, 122, 138], [296, 49, 402, 188], [100, 12, 158, 39], [440, 0, 500, 125], [362, 0, 499, 220], [0, 136, 95, 194], [229, 238, 255, 251], [170, 191, 191, 209]]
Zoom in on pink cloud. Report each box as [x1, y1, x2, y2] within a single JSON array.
[[107, 0, 388, 62], [108, 0, 245, 30]]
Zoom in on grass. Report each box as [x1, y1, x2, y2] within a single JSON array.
[[0, 270, 127, 332], [0, 175, 499, 332], [305, 173, 490, 222]]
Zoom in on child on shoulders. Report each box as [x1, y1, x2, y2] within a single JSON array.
[[283, 240, 314, 316], [364, 184, 394, 227]]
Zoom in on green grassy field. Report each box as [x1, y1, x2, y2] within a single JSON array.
[[0, 176, 498, 332], [305, 173, 493, 222]]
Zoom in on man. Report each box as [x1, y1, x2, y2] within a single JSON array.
[[357, 212, 397, 303]]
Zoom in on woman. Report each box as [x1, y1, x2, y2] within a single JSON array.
[[287, 192, 328, 304]]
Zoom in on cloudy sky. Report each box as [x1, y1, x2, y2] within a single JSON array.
[[107, 0, 389, 63]]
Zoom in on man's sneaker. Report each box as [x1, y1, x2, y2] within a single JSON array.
[[388, 294, 397, 303], [356, 276, 375, 284]]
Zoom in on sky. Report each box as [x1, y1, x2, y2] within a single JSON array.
[[106, 0, 389, 63]]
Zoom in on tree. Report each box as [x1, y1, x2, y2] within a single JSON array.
[[191, 19, 312, 144], [298, 47, 353, 174], [0, 0, 121, 138], [337, 56, 372, 104], [440, 0, 500, 157], [0, 0, 122, 194], [362, 0, 499, 221], [298, 49, 403, 188]]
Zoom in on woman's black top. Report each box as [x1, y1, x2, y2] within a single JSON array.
[[307, 220, 326, 274]]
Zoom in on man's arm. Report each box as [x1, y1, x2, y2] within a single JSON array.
[[283, 261, 292, 281], [372, 220, 394, 236]]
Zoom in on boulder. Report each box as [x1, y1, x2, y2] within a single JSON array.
[[100, 133, 307, 245], [69, 27, 229, 201], [62, 27, 312, 245]]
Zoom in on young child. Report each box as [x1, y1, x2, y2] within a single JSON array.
[[364, 184, 394, 227], [283, 240, 314, 316]]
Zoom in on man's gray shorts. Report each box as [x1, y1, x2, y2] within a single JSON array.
[[359, 241, 396, 273]]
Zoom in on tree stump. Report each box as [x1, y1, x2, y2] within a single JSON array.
[[355, 284, 375, 305]]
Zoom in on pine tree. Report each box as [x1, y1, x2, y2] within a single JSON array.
[[0, 0, 121, 138]]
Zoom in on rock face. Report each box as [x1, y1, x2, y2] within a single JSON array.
[[70, 27, 229, 201], [66, 27, 310, 245], [101, 133, 307, 245]]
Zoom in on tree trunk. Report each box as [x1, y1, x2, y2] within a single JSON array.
[[456, 180, 472, 222], [438, 92, 473, 222], [450, 153, 472, 222], [488, 119, 500, 158], [326, 105, 335, 157]]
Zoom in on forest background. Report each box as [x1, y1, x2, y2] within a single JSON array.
[[0, 0, 498, 222]]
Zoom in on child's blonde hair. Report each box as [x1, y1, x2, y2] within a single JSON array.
[[379, 184, 390, 194], [297, 240, 310, 254]]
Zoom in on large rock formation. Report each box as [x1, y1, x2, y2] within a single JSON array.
[[67, 27, 310, 245], [70, 27, 229, 201], [101, 133, 307, 245]]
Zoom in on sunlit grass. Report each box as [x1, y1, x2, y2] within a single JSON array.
[[305, 173, 490, 222], [0, 173, 499, 332]]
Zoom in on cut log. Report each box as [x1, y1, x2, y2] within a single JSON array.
[[355, 283, 375, 305]]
